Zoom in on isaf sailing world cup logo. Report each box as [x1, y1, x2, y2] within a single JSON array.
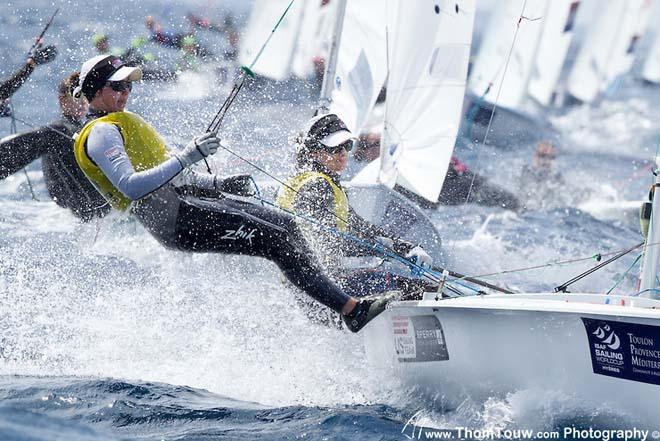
[[591, 323, 624, 371], [593, 324, 621, 350]]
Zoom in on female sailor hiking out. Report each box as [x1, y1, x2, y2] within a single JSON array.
[[277, 114, 434, 300], [71, 54, 392, 333]]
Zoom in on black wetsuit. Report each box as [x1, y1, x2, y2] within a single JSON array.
[[0, 62, 35, 116], [82, 111, 351, 313], [0, 115, 110, 221], [0, 62, 35, 102]]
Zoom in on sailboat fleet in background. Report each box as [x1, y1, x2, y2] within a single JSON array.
[[565, 0, 651, 104]]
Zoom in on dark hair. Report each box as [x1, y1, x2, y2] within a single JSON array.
[[58, 72, 81, 98]]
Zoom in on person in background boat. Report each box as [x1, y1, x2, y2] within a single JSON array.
[[518, 141, 570, 210], [174, 36, 201, 72], [354, 132, 521, 210], [277, 114, 434, 301], [0, 72, 110, 221], [144, 15, 213, 59], [187, 13, 239, 60], [71, 54, 392, 333], [93, 33, 177, 82], [0, 43, 57, 117]]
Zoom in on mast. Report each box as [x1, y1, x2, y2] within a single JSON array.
[[318, 0, 347, 114], [639, 156, 660, 299]]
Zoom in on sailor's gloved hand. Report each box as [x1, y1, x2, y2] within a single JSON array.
[[216, 174, 256, 197], [175, 132, 221, 168], [406, 245, 432, 269], [29, 43, 57, 65]]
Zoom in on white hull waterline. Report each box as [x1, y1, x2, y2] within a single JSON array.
[[364, 292, 660, 424]]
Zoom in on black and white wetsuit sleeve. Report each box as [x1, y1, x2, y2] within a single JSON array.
[[0, 126, 49, 179], [86, 122, 184, 200], [0, 62, 34, 101]]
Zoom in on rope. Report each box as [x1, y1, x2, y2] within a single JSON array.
[[9, 103, 39, 201], [467, 242, 649, 280], [463, 0, 533, 206], [606, 253, 642, 295], [252, 190, 489, 296], [635, 288, 660, 297], [253, 194, 442, 284], [554, 242, 643, 293], [206, 0, 295, 134]]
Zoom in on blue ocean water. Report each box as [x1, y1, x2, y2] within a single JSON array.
[[1, 0, 660, 440]]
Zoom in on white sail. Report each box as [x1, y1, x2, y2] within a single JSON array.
[[379, 0, 475, 203], [238, 0, 305, 81], [291, 1, 335, 79], [566, 0, 651, 103], [642, 30, 660, 84], [327, 0, 388, 134], [468, 0, 546, 111], [527, 1, 581, 106]]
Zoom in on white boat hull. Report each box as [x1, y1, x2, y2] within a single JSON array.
[[363, 293, 660, 424]]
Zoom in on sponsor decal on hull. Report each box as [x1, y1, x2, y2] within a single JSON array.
[[393, 315, 449, 363], [582, 318, 660, 385]]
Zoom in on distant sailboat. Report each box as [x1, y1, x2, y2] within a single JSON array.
[[346, 0, 476, 205], [324, 0, 388, 133], [642, 25, 660, 84], [565, 0, 650, 103], [239, 0, 334, 81], [462, 0, 581, 146]]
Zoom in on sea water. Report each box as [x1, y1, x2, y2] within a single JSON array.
[[1, 0, 659, 440]]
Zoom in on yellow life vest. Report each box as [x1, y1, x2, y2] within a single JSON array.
[[276, 171, 349, 231], [74, 111, 170, 211]]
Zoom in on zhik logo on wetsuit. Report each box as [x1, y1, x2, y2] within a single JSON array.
[[221, 224, 258, 245]]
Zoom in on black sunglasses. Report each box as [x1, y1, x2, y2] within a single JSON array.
[[106, 81, 132, 92], [325, 140, 354, 154]]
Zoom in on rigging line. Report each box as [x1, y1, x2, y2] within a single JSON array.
[[9, 103, 38, 201], [428, 265, 514, 294], [554, 242, 644, 293], [204, 2, 296, 165], [11, 114, 74, 139], [606, 253, 642, 295], [636, 288, 660, 297], [255, 192, 509, 295], [253, 194, 444, 287], [467, 241, 648, 280], [28, 8, 59, 55], [462, 0, 530, 206]]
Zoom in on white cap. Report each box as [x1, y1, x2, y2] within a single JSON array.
[[73, 55, 142, 99], [319, 129, 353, 147], [304, 113, 353, 148]]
